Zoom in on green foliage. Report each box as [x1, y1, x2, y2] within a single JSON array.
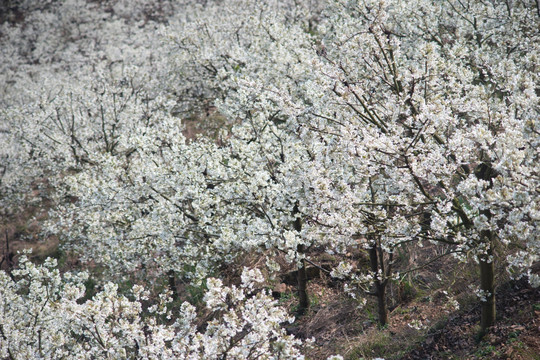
[[508, 330, 522, 343], [34, 246, 66, 268], [118, 278, 134, 295], [278, 291, 294, 304], [309, 292, 321, 307], [347, 329, 420, 360], [474, 342, 500, 358], [80, 277, 97, 303], [348, 331, 391, 360], [399, 280, 418, 303], [185, 279, 208, 306]]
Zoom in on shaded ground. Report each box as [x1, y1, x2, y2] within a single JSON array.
[[271, 250, 540, 360], [402, 278, 540, 360], [0, 181, 58, 272]]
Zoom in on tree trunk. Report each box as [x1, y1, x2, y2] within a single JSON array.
[[479, 239, 495, 333], [369, 245, 388, 326], [475, 162, 497, 334], [375, 280, 388, 327], [296, 244, 309, 315], [294, 204, 309, 315], [168, 269, 179, 301]]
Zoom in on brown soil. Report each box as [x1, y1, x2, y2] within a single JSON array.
[[0, 180, 61, 272]]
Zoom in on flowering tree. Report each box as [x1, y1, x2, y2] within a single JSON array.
[[0, 0, 174, 216], [0, 256, 307, 359], [166, 0, 539, 330], [0, 1, 324, 357], [42, 0, 331, 315], [53, 117, 235, 285], [1, 0, 538, 344]]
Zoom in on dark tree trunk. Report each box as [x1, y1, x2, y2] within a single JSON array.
[[296, 244, 309, 315], [294, 204, 309, 315], [479, 234, 495, 333], [475, 162, 497, 334], [369, 244, 388, 326], [168, 269, 179, 301]]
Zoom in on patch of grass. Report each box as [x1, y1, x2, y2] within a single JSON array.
[[392, 306, 409, 315], [310, 295, 320, 308], [278, 291, 294, 303], [474, 342, 500, 358], [429, 315, 449, 333], [399, 280, 418, 303], [436, 352, 460, 360], [363, 304, 379, 325], [508, 330, 522, 342], [347, 331, 392, 360], [346, 329, 422, 360]]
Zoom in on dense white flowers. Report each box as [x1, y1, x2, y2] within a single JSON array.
[[1, 0, 538, 349], [0, 259, 306, 359], [158, 0, 539, 329]]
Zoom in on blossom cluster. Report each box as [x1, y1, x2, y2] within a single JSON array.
[[0, 256, 306, 359]]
